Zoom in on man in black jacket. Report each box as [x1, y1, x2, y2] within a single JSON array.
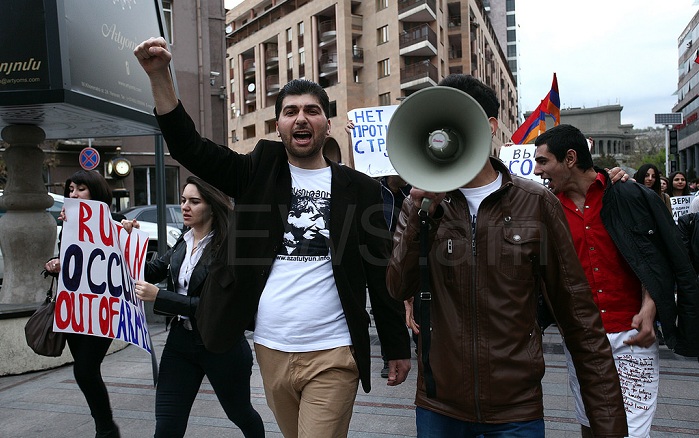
[[534, 124, 699, 437], [134, 37, 411, 438]]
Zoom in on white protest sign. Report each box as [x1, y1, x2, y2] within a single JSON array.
[[348, 105, 398, 177], [498, 144, 543, 183], [54, 198, 153, 353], [671, 195, 693, 224]]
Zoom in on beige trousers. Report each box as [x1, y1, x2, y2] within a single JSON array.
[[254, 344, 360, 438]]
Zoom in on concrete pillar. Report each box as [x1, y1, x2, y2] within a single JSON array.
[[0, 125, 56, 304]]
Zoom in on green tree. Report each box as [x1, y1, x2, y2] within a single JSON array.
[[593, 153, 619, 169], [627, 128, 666, 175]]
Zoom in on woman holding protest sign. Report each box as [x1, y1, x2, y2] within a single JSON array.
[[44, 169, 123, 438], [124, 176, 264, 438]]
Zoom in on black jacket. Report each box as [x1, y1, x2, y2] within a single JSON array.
[[144, 235, 211, 318], [599, 170, 699, 356], [156, 102, 411, 392], [677, 212, 699, 274]]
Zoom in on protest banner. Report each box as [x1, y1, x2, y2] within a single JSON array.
[[53, 198, 152, 353], [348, 105, 398, 177], [671, 195, 693, 224], [498, 144, 543, 184]]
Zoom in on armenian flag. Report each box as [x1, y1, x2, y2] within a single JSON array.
[[511, 73, 560, 144]]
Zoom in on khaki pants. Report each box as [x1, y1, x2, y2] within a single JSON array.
[[254, 344, 360, 438]]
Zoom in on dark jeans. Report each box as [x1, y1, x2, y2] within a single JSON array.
[[66, 333, 116, 433], [154, 324, 264, 438], [416, 407, 544, 438]]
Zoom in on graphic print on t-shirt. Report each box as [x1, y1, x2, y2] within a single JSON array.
[[281, 187, 331, 258]]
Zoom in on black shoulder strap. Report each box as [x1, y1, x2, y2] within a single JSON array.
[[418, 209, 436, 398]]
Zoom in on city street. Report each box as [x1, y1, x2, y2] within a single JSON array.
[[1, 318, 698, 437]]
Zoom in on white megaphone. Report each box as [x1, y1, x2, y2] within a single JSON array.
[[386, 86, 493, 210]]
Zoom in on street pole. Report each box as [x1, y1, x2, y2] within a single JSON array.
[[665, 126, 670, 175]]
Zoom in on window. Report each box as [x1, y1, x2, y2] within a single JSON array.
[[297, 22, 304, 47], [379, 92, 391, 106], [133, 166, 180, 206], [162, 0, 173, 43], [299, 48, 305, 66], [507, 29, 516, 42], [506, 15, 516, 27], [329, 101, 337, 118], [287, 28, 293, 42], [378, 59, 390, 78], [377, 0, 388, 11], [377, 25, 389, 44], [507, 45, 516, 57]]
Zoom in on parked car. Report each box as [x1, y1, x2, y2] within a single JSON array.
[[119, 204, 185, 231], [0, 193, 181, 281]]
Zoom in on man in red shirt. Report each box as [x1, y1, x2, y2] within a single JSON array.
[[534, 124, 699, 438]]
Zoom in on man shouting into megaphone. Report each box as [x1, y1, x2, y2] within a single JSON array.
[[386, 74, 627, 438]]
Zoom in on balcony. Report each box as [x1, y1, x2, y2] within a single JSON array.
[[243, 58, 255, 74], [448, 15, 461, 30], [319, 20, 337, 44], [319, 51, 338, 76], [352, 46, 364, 63], [265, 47, 279, 69], [398, 0, 437, 23], [352, 15, 363, 36], [399, 24, 437, 57], [266, 75, 280, 96], [400, 61, 438, 91]]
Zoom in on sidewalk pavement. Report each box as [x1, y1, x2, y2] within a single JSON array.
[[1, 318, 698, 437]]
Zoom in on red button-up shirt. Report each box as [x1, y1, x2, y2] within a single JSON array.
[[557, 173, 642, 333]]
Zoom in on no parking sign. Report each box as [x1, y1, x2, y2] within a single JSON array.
[[79, 147, 100, 171]]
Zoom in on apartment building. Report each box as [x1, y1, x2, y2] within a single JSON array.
[[674, 9, 699, 175], [225, 0, 517, 166]]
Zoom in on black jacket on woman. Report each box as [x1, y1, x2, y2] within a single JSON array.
[[599, 170, 699, 357], [144, 236, 211, 319]]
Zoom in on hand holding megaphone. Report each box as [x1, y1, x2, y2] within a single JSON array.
[[410, 188, 446, 216]]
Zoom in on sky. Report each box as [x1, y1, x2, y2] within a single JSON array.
[[516, 0, 699, 129]]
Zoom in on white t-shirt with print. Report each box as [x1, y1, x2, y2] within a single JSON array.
[[253, 163, 351, 352]]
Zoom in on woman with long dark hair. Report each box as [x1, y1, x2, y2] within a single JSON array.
[[667, 171, 691, 197], [633, 163, 672, 212], [44, 170, 123, 438], [127, 176, 264, 437]]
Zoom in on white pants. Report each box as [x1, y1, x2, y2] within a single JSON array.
[[564, 330, 659, 438]]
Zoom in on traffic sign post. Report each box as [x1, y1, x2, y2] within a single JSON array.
[[79, 147, 100, 171]]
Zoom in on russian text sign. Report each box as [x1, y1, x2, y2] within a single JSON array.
[[348, 105, 398, 177]]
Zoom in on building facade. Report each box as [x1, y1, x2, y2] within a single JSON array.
[[43, 0, 228, 210], [483, 0, 517, 87], [559, 105, 636, 158], [224, 0, 518, 164], [674, 8, 699, 176]]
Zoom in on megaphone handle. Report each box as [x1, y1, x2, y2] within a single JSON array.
[[420, 198, 432, 215]]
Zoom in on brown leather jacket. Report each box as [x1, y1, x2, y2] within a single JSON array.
[[387, 158, 627, 437]]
